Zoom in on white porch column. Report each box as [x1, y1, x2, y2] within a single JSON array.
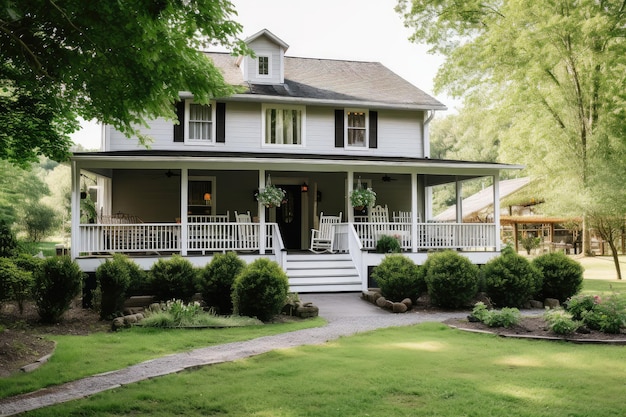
[[258, 169, 266, 254], [180, 169, 188, 256], [70, 161, 81, 259], [346, 170, 354, 223], [493, 172, 501, 251], [455, 177, 463, 223], [411, 173, 418, 253]]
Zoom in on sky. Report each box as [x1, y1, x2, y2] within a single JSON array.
[[71, 0, 454, 148]]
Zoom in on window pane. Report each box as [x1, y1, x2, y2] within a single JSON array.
[[188, 103, 212, 141], [347, 129, 366, 146], [265, 107, 301, 145]]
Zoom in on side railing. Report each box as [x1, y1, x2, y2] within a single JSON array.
[[78, 222, 281, 255], [354, 222, 496, 251], [268, 223, 286, 270]]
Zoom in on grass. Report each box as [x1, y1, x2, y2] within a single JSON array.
[[24, 322, 626, 417], [0, 317, 325, 399], [577, 254, 626, 280]]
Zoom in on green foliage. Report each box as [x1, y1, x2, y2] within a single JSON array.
[[149, 256, 199, 302], [371, 254, 423, 302], [581, 295, 626, 334], [32, 256, 83, 323], [375, 235, 401, 254], [532, 252, 584, 302], [0, 161, 51, 224], [0, 256, 33, 314], [232, 258, 289, 322], [96, 255, 132, 320], [20, 203, 59, 242], [543, 309, 580, 335], [124, 257, 148, 297], [0, 219, 17, 258], [199, 252, 245, 315], [565, 294, 601, 321], [12, 253, 43, 274], [420, 250, 479, 308], [482, 252, 542, 308], [471, 302, 521, 328], [1, 0, 248, 165], [520, 236, 541, 255]]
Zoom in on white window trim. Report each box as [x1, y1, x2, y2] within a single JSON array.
[[257, 55, 272, 78], [184, 100, 216, 145], [261, 103, 306, 147], [345, 108, 369, 149]]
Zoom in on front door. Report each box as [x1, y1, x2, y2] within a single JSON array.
[[276, 185, 302, 250]]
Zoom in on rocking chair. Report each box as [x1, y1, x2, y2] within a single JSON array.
[[310, 212, 342, 253]]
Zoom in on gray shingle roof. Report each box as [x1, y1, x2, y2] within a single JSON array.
[[205, 52, 446, 110]]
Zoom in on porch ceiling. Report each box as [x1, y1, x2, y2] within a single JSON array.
[[73, 150, 523, 176]]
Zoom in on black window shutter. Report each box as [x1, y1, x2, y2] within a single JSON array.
[[369, 110, 378, 148], [216, 102, 226, 143], [334, 109, 344, 147], [173, 101, 185, 142]]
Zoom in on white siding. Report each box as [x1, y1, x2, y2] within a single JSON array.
[[105, 102, 425, 158]]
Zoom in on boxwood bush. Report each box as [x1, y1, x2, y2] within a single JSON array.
[[149, 255, 199, 302], [420, 250, 479, 308], [96, 254, 132, 319], [532, 252, 583, 302], [199, 252, 245, 315], [482, 251, 542, 308], [232, 258, 289, 321], [371, 254, 423, 301], [32, 256, 83, 323]]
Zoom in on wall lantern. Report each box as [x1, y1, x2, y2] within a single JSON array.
[[203, 193, 211, 205], [301, 182, 309, 193]]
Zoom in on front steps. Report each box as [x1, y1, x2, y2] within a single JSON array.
[[286, 253, 362, 293]]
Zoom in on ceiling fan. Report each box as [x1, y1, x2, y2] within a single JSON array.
[[381, 174, 397, 182], [164, 169, 180, 178]]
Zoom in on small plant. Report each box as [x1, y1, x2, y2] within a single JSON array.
[[471, 302, 521, 328], [544, 308, 580, 335], [581, 295, 626, 334], [375, 235, 401, 254], [140, 300, 263, 328], [532, 252, 583, 302], [482, 251, 542, 308], [420, 250, 479, 308], [564, 294, 600, 321], [32, 256, 84, 323], [199, 252, 245, 315], [232, 258, 289, 321], [149, 255, 199, 302], [520, 235, 541, 255], [371, 254, 423, 302]]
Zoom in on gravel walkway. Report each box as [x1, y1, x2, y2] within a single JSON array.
[[0, 294, 466, 416]]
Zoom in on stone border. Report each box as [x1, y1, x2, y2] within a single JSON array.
[[448, 324, 626, 345], [19, 342, 57, 373]]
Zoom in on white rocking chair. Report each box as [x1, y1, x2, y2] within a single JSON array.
[[310, 212, 342, 253], [234, 211, 257, 251]]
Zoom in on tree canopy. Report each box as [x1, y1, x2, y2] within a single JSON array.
[[398, 0, 626, 215], [1, 0, 247, 166]]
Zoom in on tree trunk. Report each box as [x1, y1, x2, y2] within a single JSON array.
[[608, 240, 622, 280], [582, 214, 592, 255]]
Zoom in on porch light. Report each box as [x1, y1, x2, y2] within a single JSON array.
[[203, 193, 211, 205], [301, 182, 309, 193]]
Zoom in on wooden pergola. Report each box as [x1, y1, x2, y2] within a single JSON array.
[[500, 215, 582, 253]]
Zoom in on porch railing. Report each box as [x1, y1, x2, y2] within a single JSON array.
[[78, 222, 281, 255], [353, 222, 496, 251]]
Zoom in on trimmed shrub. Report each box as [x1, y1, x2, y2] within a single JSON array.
[[32, 256, 83, 323], [482, 252, 542, 308], [371, 254, 423, 302], [232, 258, 289, 321], [420, 250, 479, 308], [375, 235, 401, 254], [12, 253, 43, 274], [121, 257, 148, 297], [0, 258, 31, 311], [199, 252, 245, 315], [532, 252, 583, 302], [96, 254, 132, 319], [149, 255, 199, 302]]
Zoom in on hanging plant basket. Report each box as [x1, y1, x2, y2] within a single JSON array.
[[349, 179, 376, 208], [255, 182, 286, 208]]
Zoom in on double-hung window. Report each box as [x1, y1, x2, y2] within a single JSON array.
[[262, 104, 305, 145], [258, 56, 269, 76], [185, 101, 215, 143], [346, 110, 367, 147]]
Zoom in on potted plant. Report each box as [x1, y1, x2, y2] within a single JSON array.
[[349, 187, 376, 209], [255, 183, 286, 208]]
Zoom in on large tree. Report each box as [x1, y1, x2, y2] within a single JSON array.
[[1, 0, 247, 166], [398, 0, 626, 264]]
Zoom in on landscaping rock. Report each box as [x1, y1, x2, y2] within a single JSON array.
[[376, 296, 388, 308], [392, 302, 408, 313], [295, 302, 319, 318], [112, 317, 126, 330], [529, 300, 544, 309], [123, 295, 155, 309], [544, 298, 560, 309], [401, 298, 413, 309]]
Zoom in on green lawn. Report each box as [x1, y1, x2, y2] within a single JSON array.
[[577, 255, 626, 280], [25, 322, 626, 417]]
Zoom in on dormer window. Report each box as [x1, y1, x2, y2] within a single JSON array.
[[258, 56, 270, 76]]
